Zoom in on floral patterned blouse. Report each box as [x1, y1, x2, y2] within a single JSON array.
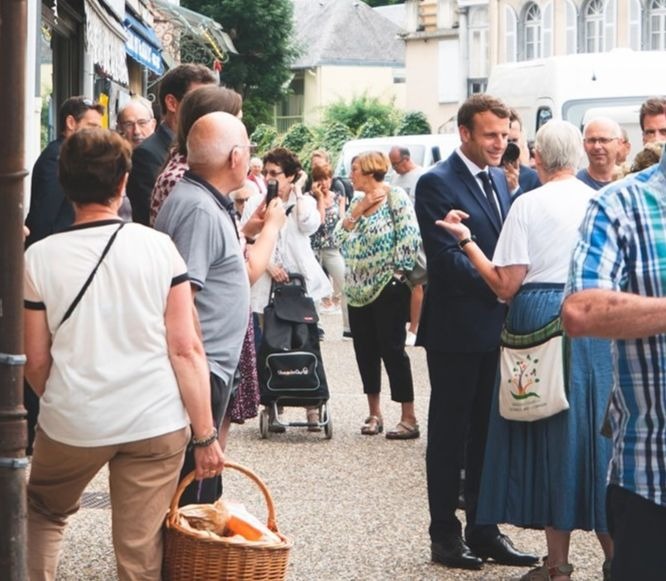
[[150, 151, 187, 226], [310, 190, 344, 250], [332, 185, 420, 307]]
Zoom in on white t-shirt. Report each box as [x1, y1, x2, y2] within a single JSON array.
[[24, 220, 190, 447], [391, 167, 424, 202], [492, 177, 595, 284]]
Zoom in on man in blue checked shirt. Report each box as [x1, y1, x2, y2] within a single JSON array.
[[563, 151, 666, 581]]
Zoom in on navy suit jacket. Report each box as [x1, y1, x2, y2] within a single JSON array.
[[517, 164, 541, 196], [126, 122, 174, 225], [414, 151, 510, 353], [25, 137, 74, 248]]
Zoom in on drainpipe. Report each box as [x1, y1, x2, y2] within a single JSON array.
[[0, 0, 29, 578]]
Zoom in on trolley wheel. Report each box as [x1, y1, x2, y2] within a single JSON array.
[[323, 404, 333, 439], [259, 408, 269, 439]]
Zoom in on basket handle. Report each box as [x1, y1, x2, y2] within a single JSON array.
[[168, 461, 279, 533]]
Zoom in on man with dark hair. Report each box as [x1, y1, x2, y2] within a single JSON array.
[[505, 109, 540, 196], [127, 63, 217, 225], [415, 94, 537, 572], [639, 96, 666, 144], [24, 95, 104, 456], [25, 96, 104, 247]]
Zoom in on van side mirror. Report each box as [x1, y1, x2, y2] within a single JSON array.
[[432, 146, 441, 163]]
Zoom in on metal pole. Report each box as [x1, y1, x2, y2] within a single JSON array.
[[0, 0, 29, 579]]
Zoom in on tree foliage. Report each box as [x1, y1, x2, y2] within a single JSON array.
[[183, 0, 299, 133]]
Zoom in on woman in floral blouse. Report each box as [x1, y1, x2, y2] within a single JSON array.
[[333, 151, 421, 439]]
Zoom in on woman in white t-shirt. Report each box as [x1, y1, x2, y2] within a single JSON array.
[[438, 121, 613, 581], [24, 129, 224, 580]]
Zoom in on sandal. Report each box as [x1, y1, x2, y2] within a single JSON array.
[[361, 415, 383, 435], [385, 421, 420, 440], [520, 557, 573, 580], [306, 408, 321, 432]]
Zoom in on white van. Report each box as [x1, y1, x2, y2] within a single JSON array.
[[334, 133, 460, 178], [486, 49, 666, 151]]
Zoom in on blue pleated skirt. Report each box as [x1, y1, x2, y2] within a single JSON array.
[[476, 283, 613, 532]]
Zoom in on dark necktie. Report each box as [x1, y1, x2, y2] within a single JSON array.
[[477, 171, 502, 226]]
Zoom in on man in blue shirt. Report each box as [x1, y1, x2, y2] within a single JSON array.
[[576, 117, 622, 190], [563, 152, 666, 580]]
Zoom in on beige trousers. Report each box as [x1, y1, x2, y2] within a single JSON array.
[[28, 426, 189, 581]]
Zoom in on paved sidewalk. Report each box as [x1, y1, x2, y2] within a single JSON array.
[[52, 312, 607, 580]]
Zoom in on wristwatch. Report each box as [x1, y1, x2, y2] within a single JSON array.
[[458, 236, 475, 250]]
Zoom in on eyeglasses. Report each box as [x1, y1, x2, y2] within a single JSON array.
[[643, 128, 666, 138], [119, 119, 153, 130], [233, 142, 258, 155], [264, 169, 284, 178], [583, 137, 618, 146]]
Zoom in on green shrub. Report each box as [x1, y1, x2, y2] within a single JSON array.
[[323, 94, 398, 135], [280, 122, 314, 154], [356, 117, 391, 139], [396, 111, 432, 135], [250, 124, 279, 157]]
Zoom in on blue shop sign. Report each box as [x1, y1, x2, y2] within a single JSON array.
[[124, 13, 163, 75]]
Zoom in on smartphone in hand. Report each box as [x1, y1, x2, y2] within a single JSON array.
[[265, 179, 278, 204]]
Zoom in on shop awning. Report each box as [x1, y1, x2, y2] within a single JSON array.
[[124, 13, 164, 75], [150, 0, 237, 69], [85, 0, 129, 84]]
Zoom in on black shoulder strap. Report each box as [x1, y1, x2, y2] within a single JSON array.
[[59, 222, 125, 329]]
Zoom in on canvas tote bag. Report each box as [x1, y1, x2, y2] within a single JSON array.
[[499, 316, 569, 422]]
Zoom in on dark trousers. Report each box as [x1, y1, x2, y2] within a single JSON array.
[[178, 372, 231, 506], [426, 349, 500, 543], [607, 484, 666, 580], [348, 278, 414, 403]]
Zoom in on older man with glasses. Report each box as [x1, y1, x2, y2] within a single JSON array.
[[117, 97, 156, 149], [576, 117, 623, 190]]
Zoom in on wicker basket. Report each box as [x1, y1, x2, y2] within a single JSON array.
[[163, 461, 291, 581]]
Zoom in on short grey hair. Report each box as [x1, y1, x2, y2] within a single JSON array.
[[534, 120, 583, 174], [582, 116, 622, 138]]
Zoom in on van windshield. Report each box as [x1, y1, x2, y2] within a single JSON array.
[[562, 96, 650, 131]]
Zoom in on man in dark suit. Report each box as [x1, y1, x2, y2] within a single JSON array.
[[25, 96, 104, 247], [415, 94, 538, 571], [504, 108, 540, 198], [126, 63, 216, 225]]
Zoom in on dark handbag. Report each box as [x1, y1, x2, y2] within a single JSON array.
[[58, 222, 125, 329]]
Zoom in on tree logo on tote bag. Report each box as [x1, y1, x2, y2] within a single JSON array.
[[508, 355, 541, 400]]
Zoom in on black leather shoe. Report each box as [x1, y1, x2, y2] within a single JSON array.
[[431, 538, 483, 570], [467, 533, 539, 566]]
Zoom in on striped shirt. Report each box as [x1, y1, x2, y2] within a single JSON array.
[[565, 154, 666, 506], [333, 186, 420, 307]]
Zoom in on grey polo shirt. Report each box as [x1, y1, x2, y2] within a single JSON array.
[[155, 171, 250, 385]]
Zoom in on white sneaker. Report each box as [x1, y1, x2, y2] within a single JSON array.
[[405, 331, 417, 347]]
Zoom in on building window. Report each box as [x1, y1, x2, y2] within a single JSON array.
[[584, 0, 605, 53], [505, 6, 518, 62], [650, 0, 666, 50], [468, 7, 489, 79], [275, 74, 304, 133], [629, 0, 642, 49], [565, 0, 578, 54], [524, 3, 542, 60]]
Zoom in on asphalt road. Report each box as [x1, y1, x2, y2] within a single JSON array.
[[53, 311, 607, 580]]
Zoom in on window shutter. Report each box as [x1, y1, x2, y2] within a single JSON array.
[[542, 2, 553, 57], [566, 0, 578, 54], [604, 0, 617, 50], [505, 6, 517, 62]]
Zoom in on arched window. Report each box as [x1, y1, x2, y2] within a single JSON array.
[[650, 0, 666, 50], [524, 3, 542, 60], [584, 0, 605, 52], [565, 0, 578, 54], [505, 5, 518, 62]]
